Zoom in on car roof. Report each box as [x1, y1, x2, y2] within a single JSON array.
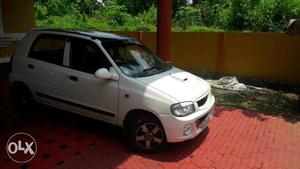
[[29, 28, 132, 42]]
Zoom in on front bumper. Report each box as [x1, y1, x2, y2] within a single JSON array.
[[159, 95, 215, 143]]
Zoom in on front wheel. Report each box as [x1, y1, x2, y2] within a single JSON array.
[[129, 116, 166, 153]]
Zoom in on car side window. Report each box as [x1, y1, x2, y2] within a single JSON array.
[[28, 35, 65, 65], [69, 38, 111, 74]]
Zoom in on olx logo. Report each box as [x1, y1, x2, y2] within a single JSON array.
[[6, 132, 37, 163]]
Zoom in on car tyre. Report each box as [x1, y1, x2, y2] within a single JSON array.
[[129, 116, 166, 153], [11, 83, 36, 114]]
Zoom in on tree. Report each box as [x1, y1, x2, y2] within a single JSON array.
[[229, 0, 258, 30], [174, 6, 199, 29], [35, 0, 300, 32], [116, 0, 156, 15], [73, 0, 102, 16], [172, 0, 189, 16]]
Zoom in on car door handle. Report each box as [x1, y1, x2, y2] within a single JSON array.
[[27, 64, 34, 70], [67, 75, 78, 82]]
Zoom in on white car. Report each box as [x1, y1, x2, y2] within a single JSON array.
[[10, 29, 215, 153]]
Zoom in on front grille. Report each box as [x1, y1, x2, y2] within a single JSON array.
[[197, 95, 208, 107]]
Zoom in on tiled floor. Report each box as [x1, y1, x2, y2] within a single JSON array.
[[1, 83, 300, 169]]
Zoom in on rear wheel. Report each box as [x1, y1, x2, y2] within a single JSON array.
[[11, 83, 36, 114], [129, 116, 166, 153]]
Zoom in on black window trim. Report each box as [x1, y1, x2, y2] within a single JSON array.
[[66, 36, 113, 75], [28, 33, 117, 75], [28, 33, 68, 66]]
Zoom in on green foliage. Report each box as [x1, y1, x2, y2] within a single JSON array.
[[35, 1, 157, 31], [186, 26, 224, 32], [126, 6, 157, 31], [229, 0, 258, 30], [94, 2, 129, 26], [248, 0, 299, 32], [174, 6, 200, 29], [116, 0, 156, 15], [214, 3, 231, 29], [44, 0, 70, 16], [228, 0, 299, 31], [35, 0, 300, 32], [198, 0, 231, 27], [35, 2, 48, 20], [172, 0, 189, 16]]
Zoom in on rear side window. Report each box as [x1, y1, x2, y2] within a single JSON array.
[[28, 35, 66, 65], [69, 38, 111, 74]]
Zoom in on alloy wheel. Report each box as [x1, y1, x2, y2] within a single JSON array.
[[135, 123, 164, 150]]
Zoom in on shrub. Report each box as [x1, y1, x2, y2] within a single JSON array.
[[35, 0, 300, 32], [187, 25, 224, 32], [173, 6, 200, 29], [249, 0, 299, 32], [35, 2, 48, 20], [94, 2, 130, 26]]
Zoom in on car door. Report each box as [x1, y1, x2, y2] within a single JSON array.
[[26, 34, 69, 102], [59, 37, 119, 123]]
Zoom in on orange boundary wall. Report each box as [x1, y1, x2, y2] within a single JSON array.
[[1, 31, 299, 83], [115, 31, 300, 83]]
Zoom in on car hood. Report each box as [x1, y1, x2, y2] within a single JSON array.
[[135, 67, 211, 102]]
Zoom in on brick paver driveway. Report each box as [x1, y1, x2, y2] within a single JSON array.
[[1, 84, 300, 169]]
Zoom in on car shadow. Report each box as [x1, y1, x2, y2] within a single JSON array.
[[0, 82, 211, 168], [37, 104, 209, 160], [6, 103, 209, 160]]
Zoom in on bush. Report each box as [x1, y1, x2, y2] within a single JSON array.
[[229, 0, 258, 31], [35, 0, 300, 32], [173, 6, 200, 29], [35, 2, 48, 20], [248, 0, 300, 32], [186, 26, 224, 32], [213, 2, 232, 30], [44, 0, 69, 16], [197, 1, 222, 27], [94, 2, 130, 26]]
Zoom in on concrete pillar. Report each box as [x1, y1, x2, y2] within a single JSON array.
[[157, 0, 172, 62]]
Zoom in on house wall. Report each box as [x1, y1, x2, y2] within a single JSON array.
[[1, 0, 35, 33], [0, 0, 34, 60]]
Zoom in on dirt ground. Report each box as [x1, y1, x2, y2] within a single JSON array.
[[210, 83, 300, 120]]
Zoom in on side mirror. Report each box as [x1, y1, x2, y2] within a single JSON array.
[[95, 68, 119, 81]]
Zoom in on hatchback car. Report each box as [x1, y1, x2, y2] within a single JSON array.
[[10, 29, 215, 152]]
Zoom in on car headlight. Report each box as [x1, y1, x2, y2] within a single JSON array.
[[171, 102, 196, 117]]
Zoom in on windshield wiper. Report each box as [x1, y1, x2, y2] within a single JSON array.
[[134, 65, 165, 77], [143, 65, 163, 73]]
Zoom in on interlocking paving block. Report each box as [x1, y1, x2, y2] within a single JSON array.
[[0, 84, 299, 169]]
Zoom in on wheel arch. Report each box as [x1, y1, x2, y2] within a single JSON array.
[[11, 81, 30, 90], [123, 109, 164, 131], [10, 80, 34, 97]]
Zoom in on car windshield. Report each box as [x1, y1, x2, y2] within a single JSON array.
[[101, 39, 172, 78]]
